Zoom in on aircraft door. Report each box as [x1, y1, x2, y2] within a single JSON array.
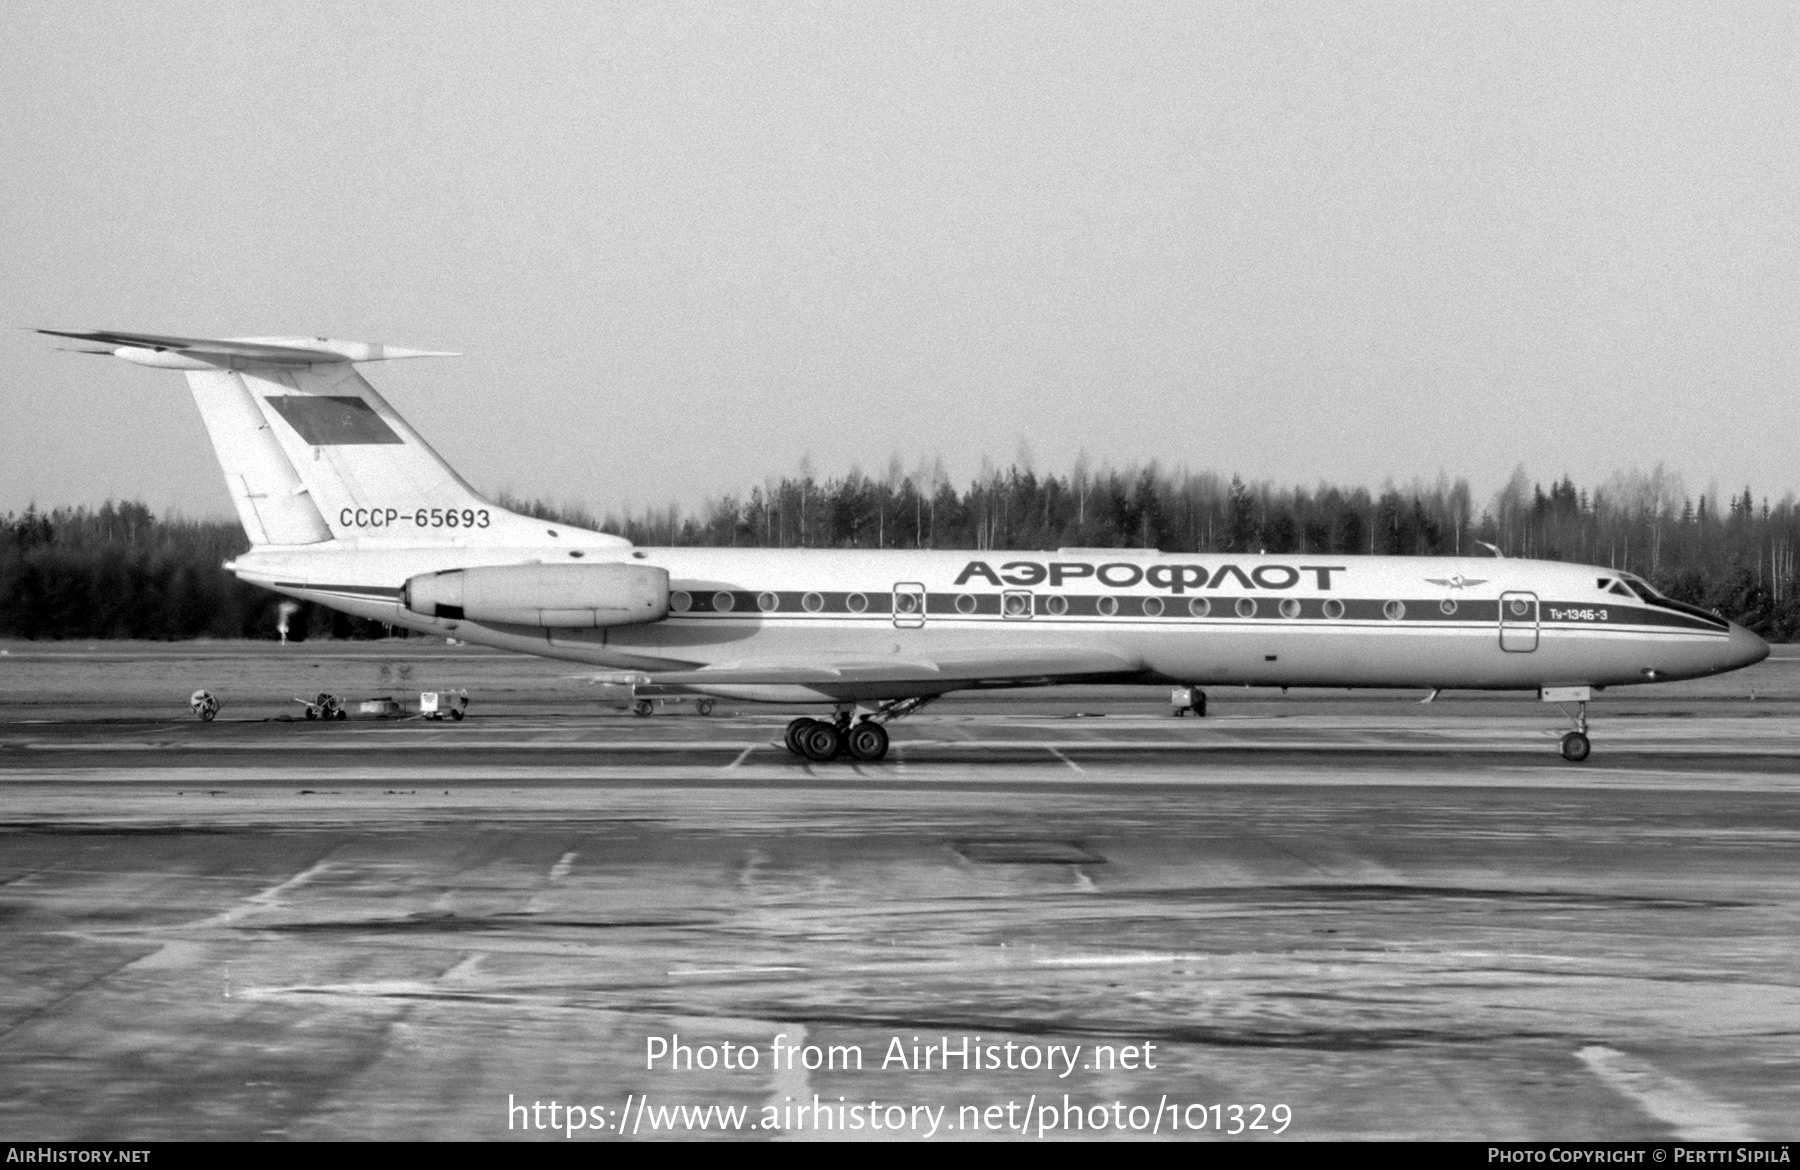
[[892, 582, 926, 629], [1499, 591, 1539, 652]]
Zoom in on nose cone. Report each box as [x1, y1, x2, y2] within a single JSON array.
[[1727, 623, 1770, 670]]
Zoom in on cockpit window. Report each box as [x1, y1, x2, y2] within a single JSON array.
[[1599, 578, 1633, 597], [1616, 574, 1728, 629]]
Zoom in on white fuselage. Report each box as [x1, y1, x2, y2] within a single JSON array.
[[231, 541, 1767, 703]]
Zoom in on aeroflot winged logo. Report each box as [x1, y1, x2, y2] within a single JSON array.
[[955, 560, 1345, 593], [1425, 575, 1488, 590]]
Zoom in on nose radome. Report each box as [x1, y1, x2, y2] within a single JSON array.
[[1728, 623, 1770, 669]]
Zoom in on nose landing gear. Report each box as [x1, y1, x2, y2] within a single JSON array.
[[1543, 687, 1593, 762]]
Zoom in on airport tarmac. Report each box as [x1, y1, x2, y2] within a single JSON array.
[[1, 641, 1797, 1141]]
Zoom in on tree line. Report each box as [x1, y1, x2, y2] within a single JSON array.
[[0, 502, 373, 641], [5, 462, 1799, 640]]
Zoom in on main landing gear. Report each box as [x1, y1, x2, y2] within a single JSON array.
[[784, 717, 887, 762], [783, 697, 936, 764]]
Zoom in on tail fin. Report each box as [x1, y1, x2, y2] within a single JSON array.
[[42, 330, 626, 549]]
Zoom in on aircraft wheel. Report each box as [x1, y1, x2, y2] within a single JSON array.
[[449, 708, 465, 721], [697, 699, 715, 716], [799, 721, 843, 762], [334, 707, 348, 721], [846, 720, 889, 762], [632, 700, 653, 717], [190, 690, 219, 721], [1560, 731, 1591, 763], [1191, 688, 1207, 717], [784, 718, 814, 755], [304, 707, 318, 721]]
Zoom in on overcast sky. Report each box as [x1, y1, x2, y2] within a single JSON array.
[[3, 2, 1796, 521]]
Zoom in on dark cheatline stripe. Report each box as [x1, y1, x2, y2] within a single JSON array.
[[663, 589, 1723, 633], [275, 582, 403, 599], [674, 589, 898, 615], [265, 578, 1721, 634]]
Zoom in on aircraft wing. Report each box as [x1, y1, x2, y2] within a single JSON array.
[[604, 645, 1144, 689]]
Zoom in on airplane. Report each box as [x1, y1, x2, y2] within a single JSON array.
[[41, 329, 1770, 764]]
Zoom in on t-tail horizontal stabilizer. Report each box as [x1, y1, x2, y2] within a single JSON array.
[[42, 327, 625, 552], [37, 329, 458, 369]]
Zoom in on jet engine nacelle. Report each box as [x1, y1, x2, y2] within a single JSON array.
[[402, 563, 669, 628]]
